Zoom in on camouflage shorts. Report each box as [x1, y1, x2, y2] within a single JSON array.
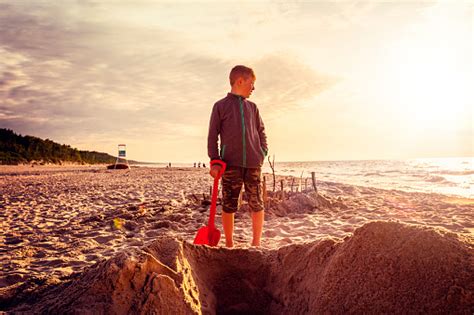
[[221, 166, 264, 213]]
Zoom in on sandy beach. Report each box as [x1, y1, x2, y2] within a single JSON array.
[[1, 165, 473, 313]]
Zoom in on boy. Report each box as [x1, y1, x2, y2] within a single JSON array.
[[207, 65, 268, 248]]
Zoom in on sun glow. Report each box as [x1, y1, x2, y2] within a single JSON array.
[[378, 2, 472, 130], [390, 46, 470, 127]]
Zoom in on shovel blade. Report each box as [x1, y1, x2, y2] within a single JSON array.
[[208, 228, 221, 246], [193, 226, 221, 246]]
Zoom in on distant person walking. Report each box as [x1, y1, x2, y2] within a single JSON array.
[[207, 65, 268, 247]]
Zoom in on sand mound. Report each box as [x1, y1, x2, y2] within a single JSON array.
[[5, 221, 473, 314], [269, 221, 473, 314], [6, 245, 199, 314]]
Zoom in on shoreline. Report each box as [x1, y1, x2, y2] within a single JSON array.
[[2, 164, 472, 201]]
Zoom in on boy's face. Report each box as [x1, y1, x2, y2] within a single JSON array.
[[239, 76, 255, 98]]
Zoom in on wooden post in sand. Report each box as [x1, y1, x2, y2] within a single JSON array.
[[311, 172, 318, 193], [299, 171, 304, 193], [305, 178, 308, 191], [280, 180, 285, 200], [290, 177, 295, 192], [263, 176, 268, 208], [268, 155, 276, 192], [238, 188, 243, 208]]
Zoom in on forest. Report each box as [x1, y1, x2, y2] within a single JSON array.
[[0, 128, 117, 165]]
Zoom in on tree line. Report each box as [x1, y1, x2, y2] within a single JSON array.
[[0, 128, 116, 165]]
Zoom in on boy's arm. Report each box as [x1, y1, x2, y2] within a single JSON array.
[[207, 103, 221, 161], [256, 107, 268, 156]]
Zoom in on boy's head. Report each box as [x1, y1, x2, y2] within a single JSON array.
[[229, 65, 256, 98]]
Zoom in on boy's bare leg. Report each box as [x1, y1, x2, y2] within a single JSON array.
[[251, 210, 264, 247], [222, 212, 234, 248]]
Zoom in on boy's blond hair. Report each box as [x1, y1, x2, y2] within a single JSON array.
[[229, 65, 255, 86]]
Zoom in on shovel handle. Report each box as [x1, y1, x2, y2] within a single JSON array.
[[210, 159, 227, 178], [208, 160, 227, 228]]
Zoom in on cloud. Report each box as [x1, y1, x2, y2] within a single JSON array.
[[253, 53, 339, 118], [0, 1, 340, 160], [0, 2, 229, 141]]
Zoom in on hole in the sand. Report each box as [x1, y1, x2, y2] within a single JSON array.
[[183, 245, 273, 315], [213, 274, 273, 315]]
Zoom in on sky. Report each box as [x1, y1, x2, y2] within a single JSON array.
[[0, 0, 472, 163]]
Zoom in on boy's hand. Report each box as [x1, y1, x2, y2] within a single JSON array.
[[210, 165, 222, 178]]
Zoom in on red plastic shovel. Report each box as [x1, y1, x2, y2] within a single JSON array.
[[194, 159, 227, 246]]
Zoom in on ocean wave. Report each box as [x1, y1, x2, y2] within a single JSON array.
[[363, 172, 384, 177], [425, 175, 445, 182], [266, 160, 472, 197], [433, 170, 474, 176], [424, 175, 456, 186], [361, 169, 405, 176]]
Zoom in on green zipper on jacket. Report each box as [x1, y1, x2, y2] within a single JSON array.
[[221, 144, 226, 159], [239, 97, 246, 167]]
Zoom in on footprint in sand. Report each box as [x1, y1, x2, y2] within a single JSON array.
[[93, 235, 118, 244], [126, 239, 144, 247], [33, 251, 48, 258], [145, 230, 161, 238], [68, 259, 86, 266], [20, 230, 35, 236], [44, 259, 66, 267], [0, 273, 28, 287], [290, 220, 316, 228], [85, 254, 100, 262], [5, 237, 23, 245], [264, 230, 277, 237], [36, 242, 56, 249]]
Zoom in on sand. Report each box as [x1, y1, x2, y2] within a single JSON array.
[[1, 165, 473, 313]]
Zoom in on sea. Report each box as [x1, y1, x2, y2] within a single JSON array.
[[140, 157, 473, 198]]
